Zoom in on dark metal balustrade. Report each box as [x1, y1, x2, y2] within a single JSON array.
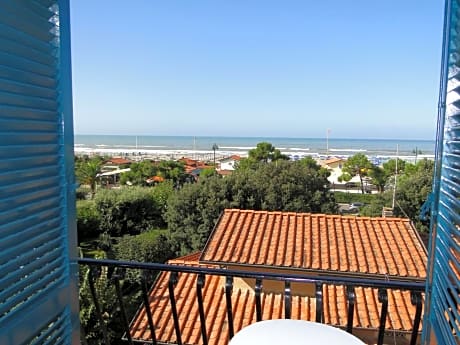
[[78, 258, 425, 345]]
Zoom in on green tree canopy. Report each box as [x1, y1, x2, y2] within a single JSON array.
[[94, 186, 169, 236], [368, 166, 386, 193], [120, 160, 156, 186], [76, 156, 103, 197], [166, 160, 337, 254], [247, 142, 289, 163], [341, 153, 373, 194], [393, 159, 434, 232], [382, 158, 406, 177]]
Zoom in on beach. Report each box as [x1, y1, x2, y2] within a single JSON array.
[[74, 135, 436, 164]]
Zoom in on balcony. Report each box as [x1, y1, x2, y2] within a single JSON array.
[[78, 257, 425, 345]]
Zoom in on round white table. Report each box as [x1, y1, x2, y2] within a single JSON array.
[[229, 320, 365, 345]]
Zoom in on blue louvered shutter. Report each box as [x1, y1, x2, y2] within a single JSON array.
[[0, 0, 79, 344], [424, 1, 460, 344]]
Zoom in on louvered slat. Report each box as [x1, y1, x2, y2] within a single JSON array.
[[424, 1, 460, 344], [0, 0, 78, 344]]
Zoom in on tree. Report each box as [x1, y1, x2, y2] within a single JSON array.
[[156, 160, 187, 187], [166, 175, 231, 254], [79, 252, 122, 345], [341, 153, 373, 194], [120, 160, 156, 186], [76, 156, 103, 198], [412, 147, 422, 164], [76, 200, 101, 242], [368, 166, 386, 193], [166, 160, 337, 254], [247, 142, 289, 163], [115, 231, 175, 284], [382, 158, 406, 178], [212, 143, 219, 166], [393, 159, 434, 233], [200, 167, 219, 178], [94, 187, 165, 237]]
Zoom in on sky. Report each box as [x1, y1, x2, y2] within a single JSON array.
[[70, 1, 445, 140]]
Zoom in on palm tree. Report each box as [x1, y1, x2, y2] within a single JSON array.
[[76, 157, 102, 198], [212, 143, 219, 167], [412, 147, 422, 164]]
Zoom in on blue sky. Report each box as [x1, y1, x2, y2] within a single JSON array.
[[70, 1, 445, 140]]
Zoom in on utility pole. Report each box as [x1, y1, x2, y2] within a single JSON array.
[[392, 144, 399, 210]]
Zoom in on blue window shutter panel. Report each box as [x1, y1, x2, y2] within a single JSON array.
[[0, 0, 79, 344], [423, 0, 460, 344]]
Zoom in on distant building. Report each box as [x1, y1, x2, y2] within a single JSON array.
[[219, 155, 241, 171]]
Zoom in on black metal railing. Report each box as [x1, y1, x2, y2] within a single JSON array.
[[78, 258, 425, 345]]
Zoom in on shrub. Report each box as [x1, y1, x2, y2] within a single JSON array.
[[94, 187, 165, 237], [76, 200, 101, 242]]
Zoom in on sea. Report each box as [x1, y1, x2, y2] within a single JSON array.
[[74, 134, 436, 165]]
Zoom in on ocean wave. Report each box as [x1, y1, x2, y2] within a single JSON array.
[[219, 146, 255, 150], [329, 148, 367, 152], [289, 147, 310, 151]]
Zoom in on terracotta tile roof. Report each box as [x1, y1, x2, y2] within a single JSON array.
[[200, 209, 427, 280], [146, 175, 165, 183], [105, 157, 133, 165], [323, 157, 344, 165], [219, 155, 241, 162], [130, 257, 423, 345]]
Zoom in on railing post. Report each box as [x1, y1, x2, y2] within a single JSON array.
[[377, 288, 388, 345], [410, 291, 423, 345], [346, 285, 356, 334], [254, 278, 263, 322], [315, 282, 323, 323], [87, 266, 110, 345], [225, 276, 235, 339], [141, 272, 157, 345], [285, 281, 292, 319], [196, 273, 208, 345], [112, 269, 134, 345], [168, 272, 182, 345]]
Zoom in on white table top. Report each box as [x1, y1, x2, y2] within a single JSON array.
[[229, 319, 365, 345]]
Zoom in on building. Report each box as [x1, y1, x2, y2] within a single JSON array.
[[130, 209, 427, 345], [219, 155, 241, 171]]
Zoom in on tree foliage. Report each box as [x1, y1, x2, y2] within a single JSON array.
[[341, 153, 373, 193], [239, 142, 289, 168], [120, 160, 156, 186], [167, 159, 337, 254], [368, 166, 386, 193], [76, 200, 101, 242], [393, 159, 434, 232], [76, 156, 103, 197], [120, 160, 188, 187], [115, 231, 175, 284], [79, 252, 125, 345], [94, 186, 168, 236]]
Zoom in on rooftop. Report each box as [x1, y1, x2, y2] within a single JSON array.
[[201, 209, 427, 280], [130, 255, 423, 345]]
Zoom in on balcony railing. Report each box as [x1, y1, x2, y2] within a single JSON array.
[[78, 258, 425, 345]]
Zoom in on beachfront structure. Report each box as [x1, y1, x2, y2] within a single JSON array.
[[0, 1, 459, 345], [219, 155, 241, 171], [129, 209, 427, 345]]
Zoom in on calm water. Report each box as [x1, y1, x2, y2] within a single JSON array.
[[74, 134, 435, 162]]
